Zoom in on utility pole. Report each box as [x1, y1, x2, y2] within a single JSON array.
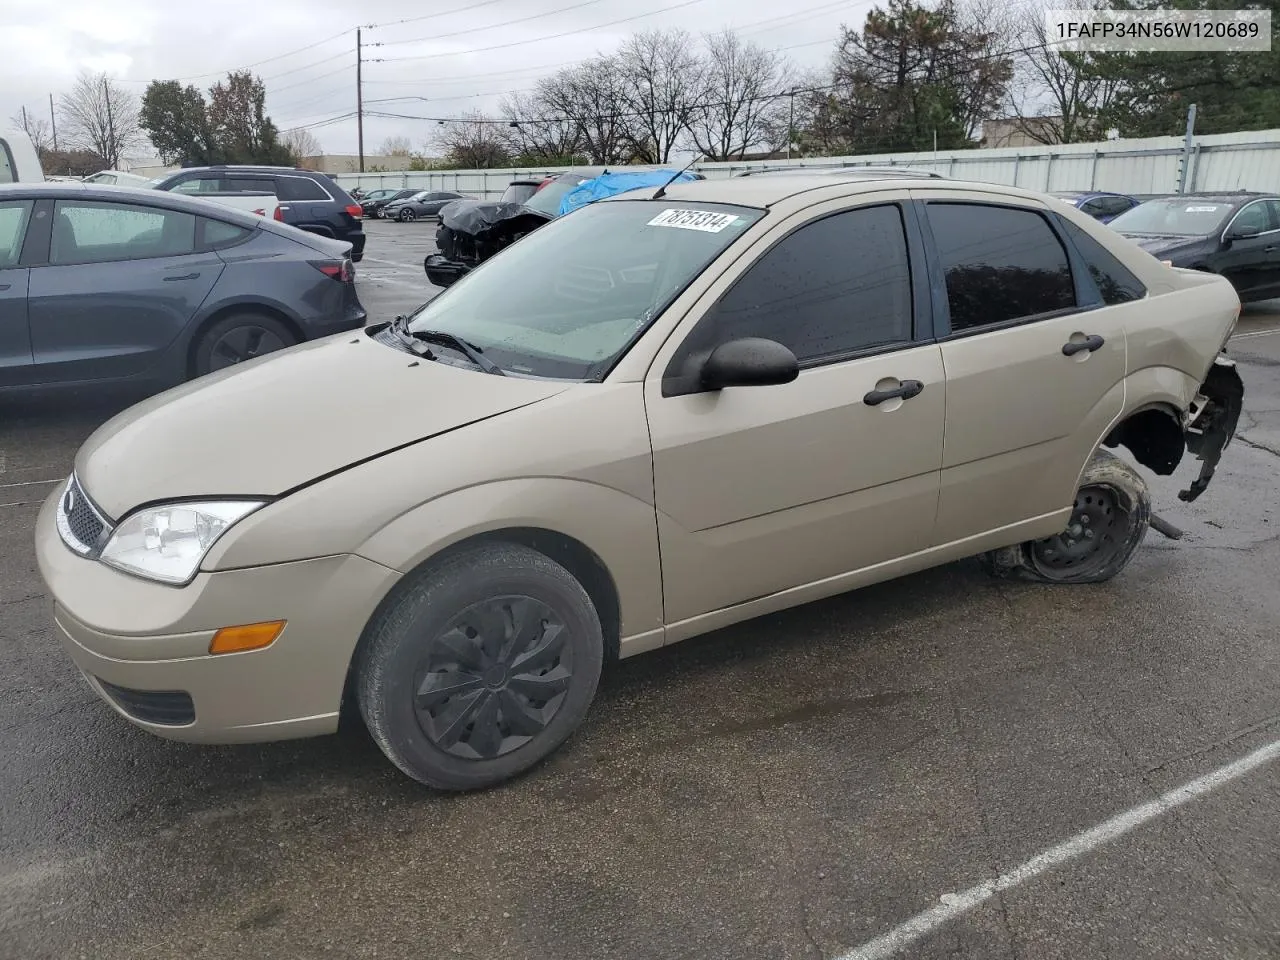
[[1177, 102, 1197, 195], [49, 94, 58, 151], [357, 28, 365, 173], [787, 89, 795, 160], [102, 76, 116, 168], [21, 106, 28, 136]]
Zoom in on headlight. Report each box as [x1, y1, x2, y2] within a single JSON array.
[[99, 500, 265, 585]]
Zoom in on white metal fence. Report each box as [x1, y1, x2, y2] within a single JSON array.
[[330, 128, 1280, 200]]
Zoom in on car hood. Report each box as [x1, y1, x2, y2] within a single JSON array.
[[439, 199, 554, 239], [74, 330, 570, 519], [1119, 233, 1207, 258]]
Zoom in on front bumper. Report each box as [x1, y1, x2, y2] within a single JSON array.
[[34, 487, 400, 743], [1180, 354, 1246, 502], [423, 254, 472, 288]]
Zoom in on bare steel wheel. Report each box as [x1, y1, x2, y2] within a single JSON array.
[[356, 542, 603, 790], [981, 449, 1151, 584], [1029, 485, 1128, 579]]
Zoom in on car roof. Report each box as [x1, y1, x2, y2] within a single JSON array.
[[0, 182, 266, 226], [736, 165, 946, 179], [606, 174, 1052, 209]]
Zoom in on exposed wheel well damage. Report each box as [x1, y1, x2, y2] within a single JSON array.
[[1103, 406, 1185, 475]]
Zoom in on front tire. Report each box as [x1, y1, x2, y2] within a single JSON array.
[[356, 543, 604, 791], [982, 449, 1151, 583], [192, 312, 298, 378], [399, 208, 416, 222]]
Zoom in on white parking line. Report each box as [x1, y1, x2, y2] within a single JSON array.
[[836, 736, 1280, 960], [0, 478, 60, 490], [1232, 328, 1280, 340]]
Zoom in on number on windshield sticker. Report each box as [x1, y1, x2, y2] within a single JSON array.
[[647, 209, 741, 233]]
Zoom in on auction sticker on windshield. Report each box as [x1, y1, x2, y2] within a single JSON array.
[[647, 209, 742, 232]]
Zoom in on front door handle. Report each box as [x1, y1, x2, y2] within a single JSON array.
[[0, 283, 10, 292], [864, 379, 925, 406], [164, 273, 200, 281], [1062, 334, 1105, 357]]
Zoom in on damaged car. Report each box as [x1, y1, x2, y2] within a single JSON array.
[[424, 168, 701, 287], [36, 175, 1243, 792]]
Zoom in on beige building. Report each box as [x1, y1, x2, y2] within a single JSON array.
[[981, 117, 1064, 149], [299, 154, 420, 174]]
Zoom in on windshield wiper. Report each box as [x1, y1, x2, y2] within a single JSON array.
[[390, 318, 504, 376]]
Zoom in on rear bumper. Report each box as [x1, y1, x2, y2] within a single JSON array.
[[346, 231, 366, 261], [1179, 354, 1245, 502], [424, 254, 472, 288]]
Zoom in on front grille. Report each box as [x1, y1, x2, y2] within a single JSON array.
[[96, 679, 195, 726], [54, 474, 113, 557]]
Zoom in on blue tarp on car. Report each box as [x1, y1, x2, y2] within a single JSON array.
[[558, 170, 701, 216]]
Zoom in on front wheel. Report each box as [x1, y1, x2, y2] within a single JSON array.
[[982, 449, 1151, 584], [356, 543, 604, 791], [399, 208, 416, 222], [375, 207, 386, 219]]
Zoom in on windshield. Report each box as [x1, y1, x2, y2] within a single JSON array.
[[523, 179, 580, 217], [405, 200, 764, 380], [1108, 198, 1233, 236]]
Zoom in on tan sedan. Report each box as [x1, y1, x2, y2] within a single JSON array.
[[35, 175, 1245, 790]]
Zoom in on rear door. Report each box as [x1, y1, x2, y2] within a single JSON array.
[[0, 198, 35, 386], [276, 174, 336, 233], [26, 198, 224, 383], [918, 194, 1128, 546]]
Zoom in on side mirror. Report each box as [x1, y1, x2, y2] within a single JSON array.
[[1226, 223, 1261, 243], [701, 337, 799, 390]]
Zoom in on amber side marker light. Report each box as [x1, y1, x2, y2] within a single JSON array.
[[210, 620, 286, 655]]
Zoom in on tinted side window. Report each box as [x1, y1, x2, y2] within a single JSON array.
[[200, 218, 252, 250], [51, 200, 197, 264], [699, 204, 914, 363], [1101, 196, 1135, 216], [927, 203, 1075, 332], [169, 176, 224, 194], [277, 176, 330, 201], [225, 177, 276, 193], [1058, 218, 1147, 305], [0, 200, 34, 267]]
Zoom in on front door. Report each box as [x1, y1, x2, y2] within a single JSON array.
[[1215, 199, 1280, 300], [645, 200, 946, 625], [0, 199, 35, 387], [26, 198, 223, 383], [918, 196, 1128, 546]]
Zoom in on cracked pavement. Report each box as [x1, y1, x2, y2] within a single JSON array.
[[0, 230, 1277, 960]]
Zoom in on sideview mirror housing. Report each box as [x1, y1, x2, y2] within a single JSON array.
[[701, 337, 799, 391], [1225, 223, 1261, 243]]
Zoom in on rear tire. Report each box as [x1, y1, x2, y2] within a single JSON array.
[[356, 543, 604, 791], [192, 312, 298, 378], [981, 449, 1151, 584]]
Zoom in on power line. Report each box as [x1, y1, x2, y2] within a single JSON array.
[[373, 0, 716, 64], [117, 28, 354, 84], [376, 0, 616, 48], [365, 0, 513, 31]]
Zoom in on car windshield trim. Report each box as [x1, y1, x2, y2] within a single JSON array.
[[403, 199, 765, 382]]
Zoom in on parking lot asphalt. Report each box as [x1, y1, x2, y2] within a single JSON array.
[[1, 219, 1279, 960]]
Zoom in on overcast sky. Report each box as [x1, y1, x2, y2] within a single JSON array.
[[3, 0, 871, 160]]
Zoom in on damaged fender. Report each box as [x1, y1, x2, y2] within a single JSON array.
[[1104, 353, 1245, 502]]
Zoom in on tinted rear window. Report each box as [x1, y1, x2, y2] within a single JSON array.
[[1058, 218, 1147, 305], [277, 176, 331, 201]]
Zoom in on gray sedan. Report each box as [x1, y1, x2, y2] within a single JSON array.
[[383, 190, 469, 222], [0, 183, 366, 392]]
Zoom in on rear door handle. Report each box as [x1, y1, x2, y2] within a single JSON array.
[[1062, 334, 1105, 356], [164, 273, 200, 281], [0, 283, 10, 292], [863, 379, 925, 406]]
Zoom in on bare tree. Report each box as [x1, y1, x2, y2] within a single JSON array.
[[559, 57, 634, 165], [616, 29, 702, 163], [435, 111, 513, 168], [687, 31, 793, 160], [1005, 0, 1122, 144], [10, 109, 54, 153], [500, 87, 582, 162], [379, 135, 413, 156], [57, 71, 143, 169], [283, 126, 322, 159]]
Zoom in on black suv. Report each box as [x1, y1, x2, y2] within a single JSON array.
[[151, 165, 366, 261]]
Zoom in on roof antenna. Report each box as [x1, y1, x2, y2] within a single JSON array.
[[652, 156, 699, 200]]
